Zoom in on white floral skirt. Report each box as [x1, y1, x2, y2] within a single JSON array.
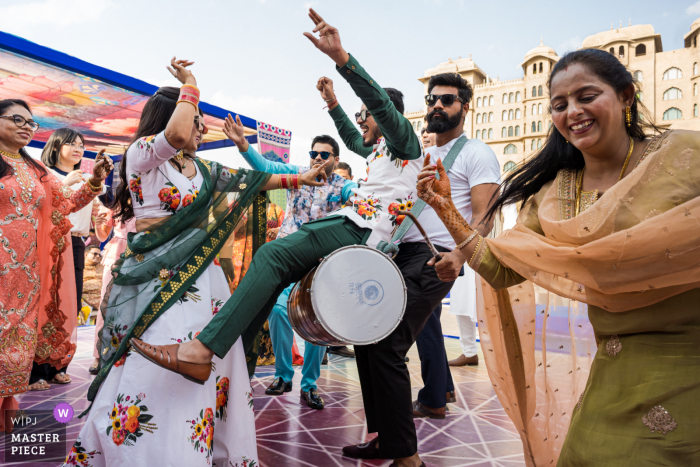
[[64, 262, 258, 467]]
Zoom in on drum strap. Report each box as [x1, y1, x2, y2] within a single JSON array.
[[377, 134, 468, 255]]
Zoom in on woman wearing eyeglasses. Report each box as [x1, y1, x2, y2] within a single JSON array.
[[0, 99, 112, 432]]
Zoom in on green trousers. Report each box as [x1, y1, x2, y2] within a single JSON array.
[[199, 216, 370, 358]]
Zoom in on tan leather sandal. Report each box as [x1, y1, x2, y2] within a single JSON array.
[[130, 338, 212, 383]]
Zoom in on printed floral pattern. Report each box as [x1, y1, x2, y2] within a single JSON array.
[[64, 439, 101, 466], [230, 457, 257, 467], [211, 298, 224, 315], [278, 170, 346, 238], [171, 331, 200, 344], [155, 268, 200, 303], [215, 376, 230, 421], [129, 174, 144, 205], [394, 158, 410, 174], [187, 408, 215, 463], [158, 182, 181, 214], [353, 194, 382, 221], [108, 393, 157, 446], [388, 193, 414, 227], [246, 390, 254, 410], [182, 188, 199, 208]]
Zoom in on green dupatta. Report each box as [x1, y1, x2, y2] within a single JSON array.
[[81, 158, 270, 417]]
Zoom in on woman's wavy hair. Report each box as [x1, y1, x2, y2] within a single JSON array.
[[0, 99, 48, 181], [484, 48, 660, 222], [40, 127, 85, 170], [113, 87, 180, 221]]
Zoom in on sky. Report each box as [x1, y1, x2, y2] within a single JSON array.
[[3, 0, 699, 176]]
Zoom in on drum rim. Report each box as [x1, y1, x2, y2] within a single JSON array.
[[308, 244, 407, 345]]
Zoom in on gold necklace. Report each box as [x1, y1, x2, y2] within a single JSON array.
[[0, 149, 22, 159], [174, 151, 187, 169], [575, 136, 634, 216]]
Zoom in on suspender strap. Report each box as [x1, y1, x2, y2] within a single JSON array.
[[390, 134, 468, 243]]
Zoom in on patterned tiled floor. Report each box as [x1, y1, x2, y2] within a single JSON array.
[[6, 326, 526, 466]]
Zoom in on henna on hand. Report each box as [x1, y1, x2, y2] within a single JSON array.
[[416, 155, 474, 245]]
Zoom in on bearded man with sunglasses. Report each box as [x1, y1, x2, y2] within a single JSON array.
[[223, 115, 356, 409]]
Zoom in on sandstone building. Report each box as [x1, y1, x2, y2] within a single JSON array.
[[407, 18, 700, 175]]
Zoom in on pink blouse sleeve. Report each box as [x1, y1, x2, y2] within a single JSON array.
[[128, 132, 180, 173]]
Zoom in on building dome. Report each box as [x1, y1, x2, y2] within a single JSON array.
[[582, 24, 656, 48], [520, 40, 558, 68], [692, 17, 700, 31]]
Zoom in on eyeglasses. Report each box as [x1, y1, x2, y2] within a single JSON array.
[[0, 114, 40, 131], [354, 110, 371, 122], [65, 141, 86, 151], [425, 94, 463, 107], [309, 151, 334, 160], [194, 116, 209, 135]]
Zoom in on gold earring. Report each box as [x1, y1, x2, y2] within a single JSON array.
[[566, 140, 569, 144], [625, 106, 631, 127]]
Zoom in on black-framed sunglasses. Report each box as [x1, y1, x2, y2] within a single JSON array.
[[309, 151, 334, 160], [0, 114, 40, 131], [194, 115, 209, 135], [425, 94, 463, 107], [354, 110, 371, 122]]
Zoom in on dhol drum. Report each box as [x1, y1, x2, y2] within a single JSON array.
[[287, 245, 407, 346]]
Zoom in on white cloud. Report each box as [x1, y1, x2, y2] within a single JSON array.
[[687, 1, 700, 15], [210, 91, 301, 124], [0, 0, 112, 27], [558, 36, 582, 54]]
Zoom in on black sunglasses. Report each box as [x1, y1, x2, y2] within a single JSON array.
[[309, 151, 334, 160], [425, 94, 463, 107], [0, 114, 40, 131], [354, 110, 371, 122]]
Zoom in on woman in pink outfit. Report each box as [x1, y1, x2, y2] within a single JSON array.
[[89, 205, 136, 374]]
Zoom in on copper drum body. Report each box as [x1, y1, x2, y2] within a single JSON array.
[[287, 245, 407, 346]]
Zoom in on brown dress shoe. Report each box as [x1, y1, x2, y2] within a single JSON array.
[[446, 391, 456, 403], [130, 338, 212, 383], [412, 400, 446, 420], [448, 354, 478, 367]]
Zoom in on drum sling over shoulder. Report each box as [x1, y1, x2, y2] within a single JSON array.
[[376, 134, 468, 255]]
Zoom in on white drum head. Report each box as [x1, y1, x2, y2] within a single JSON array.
[[310, 245, 406, 345]]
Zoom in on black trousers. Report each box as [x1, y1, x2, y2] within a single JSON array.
[[72, 236, 85, 313], [355, 242, 455, 459], [416, 304, 455, 408]]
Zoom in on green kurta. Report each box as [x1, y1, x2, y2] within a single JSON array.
[[474, 149, 700, 465]]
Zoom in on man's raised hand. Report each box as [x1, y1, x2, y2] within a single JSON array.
[[316, 77, 336, 102], [303, 8, 350, 67]]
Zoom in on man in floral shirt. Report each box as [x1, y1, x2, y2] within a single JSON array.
[[223, 116, 357, 410], [313, 13, 499, 466]]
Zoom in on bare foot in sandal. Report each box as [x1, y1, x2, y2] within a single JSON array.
[[51, 372, 71, 384], [28, 379, 50, 391]]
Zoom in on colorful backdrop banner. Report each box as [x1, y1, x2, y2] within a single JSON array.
[[0, 30, 265, 158], [257, 121, 291, 164]]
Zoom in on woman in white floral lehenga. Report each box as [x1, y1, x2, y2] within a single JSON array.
[[63, 59, 328, 467]]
